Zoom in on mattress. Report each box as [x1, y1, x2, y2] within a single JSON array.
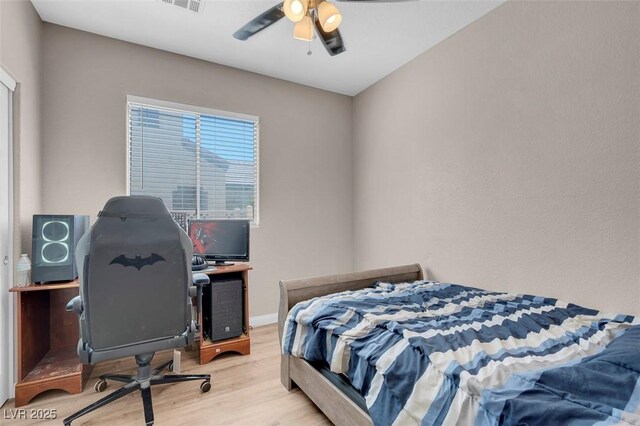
[[282, 280, 640, 426]]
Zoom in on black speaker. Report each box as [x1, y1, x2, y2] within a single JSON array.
[[203, 279, 243, 342], [32, 215, 90, 283]]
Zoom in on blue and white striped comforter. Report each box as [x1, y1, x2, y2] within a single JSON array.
[[281, 280, 640, 426]]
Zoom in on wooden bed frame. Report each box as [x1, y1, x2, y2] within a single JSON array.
[[278, 263, 424, 426]]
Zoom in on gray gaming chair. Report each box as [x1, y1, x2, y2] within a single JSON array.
[[64, 196, 211, 426]]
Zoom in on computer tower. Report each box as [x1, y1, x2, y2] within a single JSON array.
[[32, 214, 90, 283], [203, 279, 244, 342]]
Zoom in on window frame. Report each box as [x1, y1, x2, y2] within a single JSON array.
[[125, 95, 260, 226]]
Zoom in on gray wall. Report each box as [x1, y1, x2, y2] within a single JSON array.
[[0, 0, 43, 263], [41, 24, 354, 317], [353, 1, 640, 315]]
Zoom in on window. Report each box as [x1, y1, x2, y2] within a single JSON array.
[[127, 96, 259, 224]]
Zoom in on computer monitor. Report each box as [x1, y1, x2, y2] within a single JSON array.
[[188, 219, 250, 265]]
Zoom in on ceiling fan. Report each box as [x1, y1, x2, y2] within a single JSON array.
[[233, 0, 414, 57]]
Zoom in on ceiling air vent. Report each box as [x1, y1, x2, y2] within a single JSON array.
[[158, 0, 204, 15]]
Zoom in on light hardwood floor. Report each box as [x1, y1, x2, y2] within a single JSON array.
[[1, 324, 331, 425]]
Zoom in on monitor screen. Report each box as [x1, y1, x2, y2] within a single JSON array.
[[188, 219, 250, 263]]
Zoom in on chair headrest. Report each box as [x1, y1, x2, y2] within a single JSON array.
[[99, 196, 170, 218]]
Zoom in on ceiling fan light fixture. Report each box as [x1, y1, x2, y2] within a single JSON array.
[[284, 0, 308, 23], [293, 15, 313, 41], [318, 1, 342, 33]]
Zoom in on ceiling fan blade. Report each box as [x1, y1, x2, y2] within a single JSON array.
[[314, 19, 346, 56], [233, 2, 286, 41]]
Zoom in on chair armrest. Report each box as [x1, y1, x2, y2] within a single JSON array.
[[190, 273, 209, 303], [190, 273, 210, 333], [66, 296, 83, 315], [192, 273, 210, 287]]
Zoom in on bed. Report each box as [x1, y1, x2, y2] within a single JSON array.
[[278, 264, 640, 426]]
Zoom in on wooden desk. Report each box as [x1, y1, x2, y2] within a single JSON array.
[[9, 281, 92, 407], [198, 263, 252, 364], [8, 263, 252, 405]]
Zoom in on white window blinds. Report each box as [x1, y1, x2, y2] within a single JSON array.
[[127, 97, 259, 223]]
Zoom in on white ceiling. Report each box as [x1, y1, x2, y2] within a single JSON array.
[[31, 0, 503, 96]]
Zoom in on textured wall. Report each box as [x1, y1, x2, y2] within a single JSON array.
[[353, 1, 640, 314], [41, 24, 354, 317], [0, 0, 43, 265]]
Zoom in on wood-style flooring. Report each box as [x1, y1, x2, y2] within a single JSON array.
[[1, 324, 331, 425]]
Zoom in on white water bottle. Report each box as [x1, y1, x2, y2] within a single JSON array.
[[16, 254, 31, 287]]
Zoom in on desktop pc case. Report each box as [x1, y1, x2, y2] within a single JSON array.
[[32, 214, 90, 283], [203, 278, 244, 342]]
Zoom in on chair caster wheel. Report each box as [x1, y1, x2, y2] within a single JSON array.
[[94, 379, 108, 392], [200, 380, 211, 393]]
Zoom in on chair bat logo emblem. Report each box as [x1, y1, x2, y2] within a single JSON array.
[[109, 253, 165, 270]]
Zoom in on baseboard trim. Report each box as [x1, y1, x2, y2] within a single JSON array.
[[250, 313, 278, 328]]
